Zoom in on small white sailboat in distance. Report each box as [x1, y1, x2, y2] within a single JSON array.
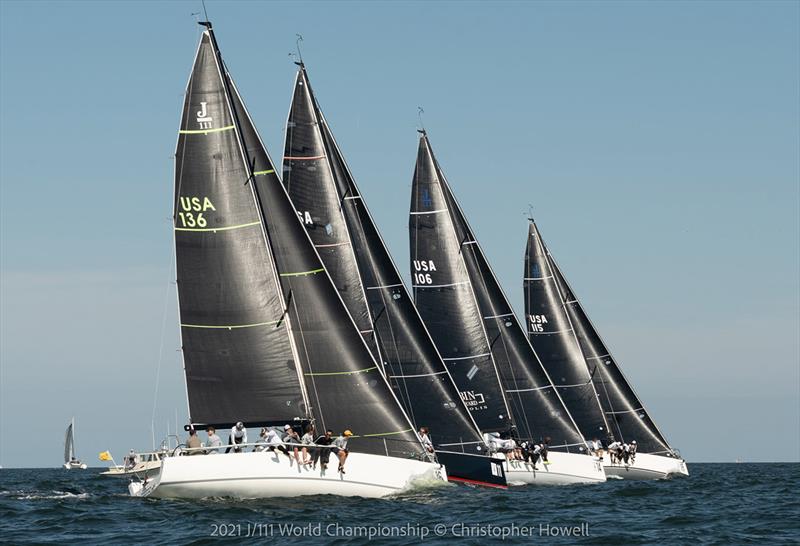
[[63, 418, 87, 470]]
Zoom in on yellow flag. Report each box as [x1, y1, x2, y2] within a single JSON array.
[[98, 451, 112, 461]]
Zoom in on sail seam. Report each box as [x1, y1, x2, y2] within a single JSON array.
[[505, 385, 553, 393], [388, 371, 447, 379], [315, 241, 350, 248], [410, 208, 448, 215], [179, 125, 235, 135], [175, 221, 261, 232], [586, 353, 611, 361], [528, 328, 574, 335], [279, 268, 325, 277], [181, 320, 279, 329], [284, 155, 326, 160], [304, 366, 378, 377], [413, 280, 470, 289], [442, 352, 491, 361], [483, 313, 514, 319], [524, 275, 554, 281], [605, 407, 645, 415], [366, 283, 404, 290]]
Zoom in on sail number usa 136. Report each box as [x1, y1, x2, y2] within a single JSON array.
[[178, 196, 216, 228]]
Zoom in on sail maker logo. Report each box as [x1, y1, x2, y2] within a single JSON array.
[[196, 102, 213, 129], [460, 390, 487, 411]]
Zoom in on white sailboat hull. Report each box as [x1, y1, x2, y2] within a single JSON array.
[[101, 461, 162, 478], [63, 461, 87, 470], [129, 451, 447, 499], [604, 452, 689, 480], [503, 451, 606, 485]]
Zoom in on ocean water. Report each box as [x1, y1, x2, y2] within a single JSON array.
[[1, 463, 798, 544]]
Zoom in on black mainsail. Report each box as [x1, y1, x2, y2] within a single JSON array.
[[174, 28, 305, 426], [282, 69, 380, 360], [524, 220, 612, 442], [411, 133, 585, 449], [543, 224, 675, 455], [175, 24, 422, 457], [282, 65, 486, 456], [410, 133, 512, 434]]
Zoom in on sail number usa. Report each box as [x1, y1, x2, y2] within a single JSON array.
[[178, 196, 216, 228]]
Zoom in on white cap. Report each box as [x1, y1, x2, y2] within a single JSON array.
[[284, 424, 291, 430], [631, 440, 637, 444]]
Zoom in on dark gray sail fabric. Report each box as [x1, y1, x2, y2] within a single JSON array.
[[546, 244, 673, 455], [283, 66, 485, 453], [428, 154, 586, 450], [410, 135, 511, 433], [282, 69, 381, 359], [524, 221, 612, 443], [174, 31, 304, 426], [230, 73, 421, 458]]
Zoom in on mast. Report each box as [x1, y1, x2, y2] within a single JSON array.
[[282, 65, 486, 453], [544, 233, 675, 454], [410, 132, 513, 433], [524, 220, 612, 442]]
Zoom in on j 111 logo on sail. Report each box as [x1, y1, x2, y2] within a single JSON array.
[[196, 102, 213, 129]]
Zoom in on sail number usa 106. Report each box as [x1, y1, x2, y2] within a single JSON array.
[[178, 196, 216, 228], [413, 259, 437, 285]]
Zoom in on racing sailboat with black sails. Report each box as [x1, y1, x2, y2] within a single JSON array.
[[130, 22, 445, 499], [410, 132, 605, 484], [282, 63, 505, 488], [524, 218, 688, 479]]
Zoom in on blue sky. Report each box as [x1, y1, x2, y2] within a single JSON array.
[[1, 0, 797, 467]]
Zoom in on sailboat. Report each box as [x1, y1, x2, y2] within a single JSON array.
[[409, 131, 605, 484], [524, 218, 688, 479], [63, 418, 87, 470], [129, 22, 445, 499], [282, 63, 506, 488]]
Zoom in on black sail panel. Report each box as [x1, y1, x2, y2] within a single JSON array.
[[410, 135, 511, 433], [282, 69, 380, 359], [284, 73, 486, 453], [524, 221, 611, 442], [174, 31, 304, 426], [432, 172, 585, 449], [231, 79, 420, 458], [547, 247, 673, 454]]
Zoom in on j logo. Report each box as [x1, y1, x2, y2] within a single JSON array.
[[196, 102, 212, 128]]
